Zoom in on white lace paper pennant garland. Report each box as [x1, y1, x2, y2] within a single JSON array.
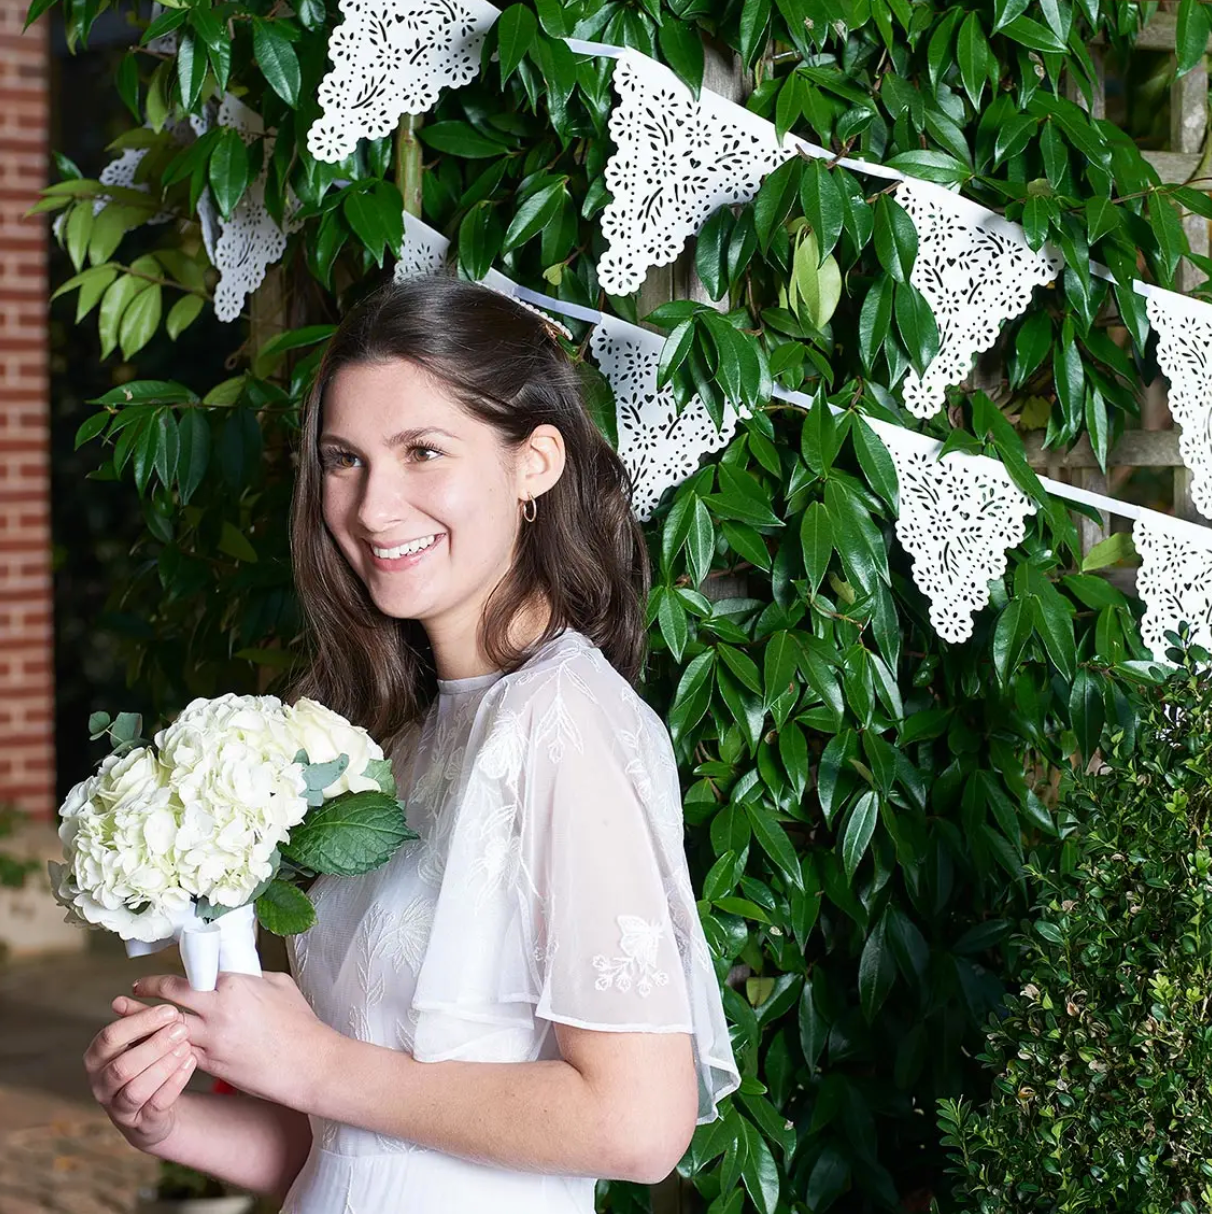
[[95, 147, 175, 223], [896, 180, 1062, 419], [871, 422, 1037, 641], [209, 95, 299, 323], [597, 50, 795, 297], [394, 211, 449, 281], [1141, 285, 1212, 523], [393, 211, 573, 337], [307, 0, 501, 163], [1134, 514, 1212, 661], [591, 317, 747, 519]]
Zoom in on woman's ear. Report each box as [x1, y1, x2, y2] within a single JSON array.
[[518, 424, 566, 502]]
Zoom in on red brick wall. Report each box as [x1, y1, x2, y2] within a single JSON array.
[[0, 0, 54, 820]]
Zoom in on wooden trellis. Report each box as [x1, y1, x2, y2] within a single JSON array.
[[1031, 9, 1209, 569]]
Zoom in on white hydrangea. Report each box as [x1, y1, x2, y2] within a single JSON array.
[[285, 697, 385, 796], [156, 694, 308, 908], [52, 692, 390, 943], [49, 747, 196, 942]]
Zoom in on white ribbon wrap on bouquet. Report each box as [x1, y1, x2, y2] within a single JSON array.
[[125, 902, 262, 992]]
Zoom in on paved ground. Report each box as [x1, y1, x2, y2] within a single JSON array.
[[0, 938, 199, 1213]]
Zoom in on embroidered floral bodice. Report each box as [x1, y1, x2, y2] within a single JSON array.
[[282, 627, 739, 1214]]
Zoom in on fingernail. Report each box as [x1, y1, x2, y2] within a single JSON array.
[[180, 1056, 195, 1072], [173, 1043, 187, 1057], [168, 1023, 187, 1041], [157, 1004, 176, 1020], [131, 981, 141, 993]]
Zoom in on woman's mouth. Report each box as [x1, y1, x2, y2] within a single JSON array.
[[367, 532, 446, 569]]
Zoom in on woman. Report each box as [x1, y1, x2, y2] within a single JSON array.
[[82, 277, 740, 1212]]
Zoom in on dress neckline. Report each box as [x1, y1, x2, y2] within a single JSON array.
[[435, 626, 577, 697]]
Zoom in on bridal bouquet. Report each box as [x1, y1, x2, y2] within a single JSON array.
[[48, 693, 415, 990]]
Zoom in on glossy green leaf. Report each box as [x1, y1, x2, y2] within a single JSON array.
[[252, 19, 301, 107], [873, 195, 916, 283], [800, 160, 843, 263], [209, 127, 251, 220], [842, 790, 879, 881], [496, 4, 537, 83], [658, 18, 704, 95], [957, 13, 990, 109], [1176, 0, 1211, 76], [859, 910, 895, 1021]]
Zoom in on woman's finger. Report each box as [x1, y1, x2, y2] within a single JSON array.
[[132, 974, 213, 1016], [113, 995, 156, 1016], [144, 1052, 198, 1113], [85, 1004, 180, 1071], [110, 1041, 196, 1122], [94, 1021, 189, 1104]]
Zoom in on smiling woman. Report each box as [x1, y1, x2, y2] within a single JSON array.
[[80, 276, 739, 1214], [288, 276, 652, 750]]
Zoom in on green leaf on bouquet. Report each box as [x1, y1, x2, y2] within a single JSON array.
[[364, 757, 397, 798], [195, 895, 241, 922], [303, 754, 349, 791], [255, 880, 317, 935], [111, 712, 144, 745], [88, 711, 112, 738], [281, 791, 417, 876]]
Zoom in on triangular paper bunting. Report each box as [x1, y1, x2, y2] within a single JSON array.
[[1141, 285, 1212, 523], [896, 179, 1061, 418], [597, 50, 794, 297], [1134, 514, 1212, 661], [880, 427, 1037, 641], [307, 0, 500, 163], [590, 317, 745, 519]]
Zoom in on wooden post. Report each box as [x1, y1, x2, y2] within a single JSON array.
[[396, 113, 424, 219]]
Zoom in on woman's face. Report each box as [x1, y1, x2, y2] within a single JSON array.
[[319, 359, 534, 649]]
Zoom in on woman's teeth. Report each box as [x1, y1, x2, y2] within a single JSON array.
[[372, 534, 439, 559]]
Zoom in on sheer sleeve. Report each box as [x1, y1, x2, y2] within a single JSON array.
[[519, 676, 740, 1124]]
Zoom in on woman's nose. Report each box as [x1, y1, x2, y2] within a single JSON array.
[[355, 463, 407, 533]]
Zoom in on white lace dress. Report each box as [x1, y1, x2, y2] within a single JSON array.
[[281, 626, 740, 1214]]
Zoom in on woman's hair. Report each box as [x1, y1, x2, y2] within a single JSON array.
[[289, 275, 651, 748]]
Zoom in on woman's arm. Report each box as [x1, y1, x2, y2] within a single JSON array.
[[146, 1090, 313, 1201], [84, 997, 313, 1201], [304, 1022, 700, 1183], [134, 970, 699, 1183]]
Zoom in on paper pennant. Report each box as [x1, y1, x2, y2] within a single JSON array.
[[590, 317, 747, 519], [208, 95, 298, 323], [896, 179, 1061, 419], [879, 427, 1037, 642], [597, 50, 794, 297], [307, 0, 501, 163], [1141, 285, 1212, 523], [1134, 514, 1212, 661]]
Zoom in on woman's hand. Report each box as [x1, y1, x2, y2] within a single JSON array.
[[84, 997, 197, 1152], [131, 971, 337, 1112]]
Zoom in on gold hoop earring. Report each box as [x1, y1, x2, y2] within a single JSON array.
[[522, 494, 538, 523]]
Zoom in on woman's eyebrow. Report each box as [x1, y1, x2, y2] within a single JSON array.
[[317, 427, 460, 449], [385, 427, 460, 447]]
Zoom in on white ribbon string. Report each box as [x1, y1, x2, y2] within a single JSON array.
[[564, 37, 623, 58], [125, 903, 262, 992]]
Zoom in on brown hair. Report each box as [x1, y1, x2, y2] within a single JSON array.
[[288, 275, 651, 748]]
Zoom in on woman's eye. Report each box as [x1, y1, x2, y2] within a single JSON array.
[[320, 448, 361, 470], [409, 445, 443, 462]]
